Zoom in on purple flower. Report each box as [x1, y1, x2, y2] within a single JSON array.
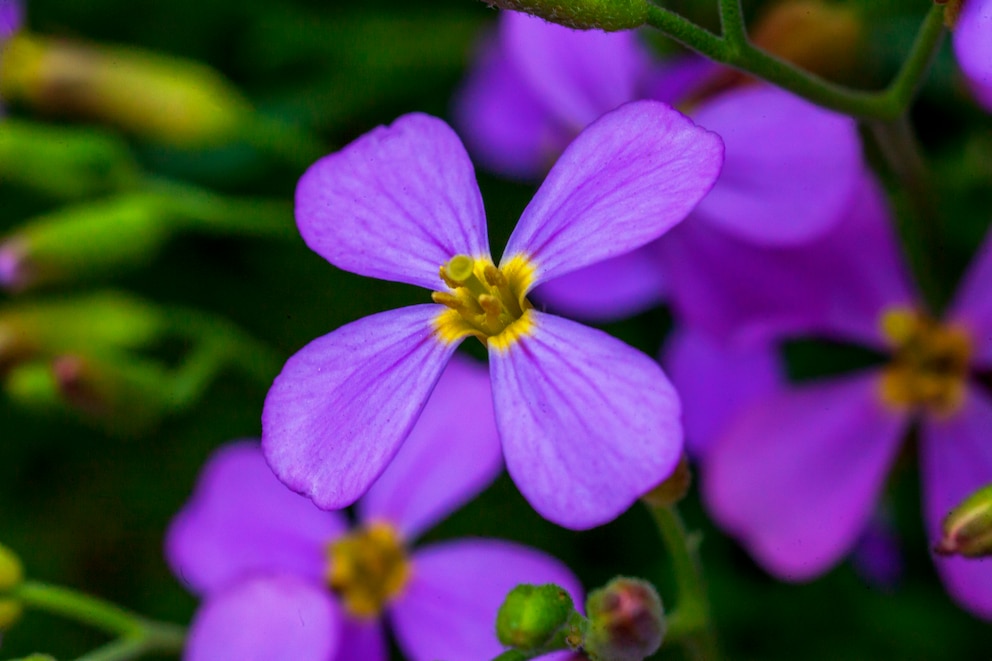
[[169, 358, 583, 661], [661, 326, 784, 460], [0, 0, 22, 112], [455, 11, 861, 322], [953, 0, 992, 111], [262, 101, 722, 530], [699, 173, 992, 619]]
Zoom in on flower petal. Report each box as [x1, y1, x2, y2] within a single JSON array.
[[703, 372, 910, 580], [690, 85, 860, 244], [0, 0, 21, 41], [921, 385, 992, 619], [501, 11, 650, 131], [662, 172, 917, 347], [262, 305, 457, 511], [337, 618, 389, 661], [489, 311, 682, 529], [661, 326, 784, 460], [947, 226, 992, 368], [296, 113, 489, 290], [954, 0, 992, 111], [531, 242, 667, 321], [453, 33, 572, 180], [503, 100, 723, 287], [186, 575, 339, 661], [390, 539, 583, 661], [166, 442, 346, 596], [358, 356, 502, 541]]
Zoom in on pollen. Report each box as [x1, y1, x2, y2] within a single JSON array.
[[878, 307, 972, 416], [326, 522, 411, 619], [431, 253, 535, 350]]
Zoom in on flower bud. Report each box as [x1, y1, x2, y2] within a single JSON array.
[[935, 483, 992, 558], [0, 120, 140, 198], [641, 455, 691, 508], [0, 543, 24, 634], [584, 578, 665, 661], [0, 33, 252, 147], [497, 583, 577, 650], [749, 0, 864, 82], [481, 0, 650, 31]]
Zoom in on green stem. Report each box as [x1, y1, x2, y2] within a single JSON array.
[[12, 581, 185, 661], [868, 115, 945, 312], [644, 3, 945, 120], [717, 0, 747, 51], [648, 505, 719, 660]]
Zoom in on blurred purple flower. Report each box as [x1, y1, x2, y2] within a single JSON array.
[[700, 174, 992, 619], [0, 0, 22, 112], [455, 12, 861, 323], [263, 102, 723, 530], [953, 0, 992, 111], [168, 359, 583, 661], [661, 326, 785, 460]]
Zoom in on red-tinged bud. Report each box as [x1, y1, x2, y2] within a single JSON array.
[[481, 0, 650, 31], [936, 483, 992, 558], [584, 578, 665, 661]]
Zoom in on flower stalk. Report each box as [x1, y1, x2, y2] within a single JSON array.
[[644, 2, 945, 120], [648, 504, 719, 660]]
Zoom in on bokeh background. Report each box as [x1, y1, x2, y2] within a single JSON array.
[[2, 0, 991, 658]]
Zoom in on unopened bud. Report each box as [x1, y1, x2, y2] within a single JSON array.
[[482, 0, 650, 31], [0, 193, 169, 292], [0, 33, 252, 147], [750, 0, 864, 82], [584, 578, 665, 661], [0, 543, 24, 633], [497, 583, 576, 650], [938, 0, 964, 29], [641, 455, 691, 507], [936, 483, 992, 558]]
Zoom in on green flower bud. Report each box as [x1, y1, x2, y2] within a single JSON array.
[[0, 544, 24, 633], [481, 0, 650, 31], [936, 483, 992, 558], [0, 33, 252, 147], [497, 583, 576, 650], [0, 544, 23, 592], [584, 578, 665, 661]]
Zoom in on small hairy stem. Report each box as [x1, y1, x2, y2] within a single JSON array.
[[13, 581, 185, 660], [649, 505, 720, 660], [644, 3, 945, 120]]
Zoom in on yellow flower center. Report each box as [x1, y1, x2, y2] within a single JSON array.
[[431, 253, 536, 351], [878, 307, 972, 416], [326, 522, 410, 619]]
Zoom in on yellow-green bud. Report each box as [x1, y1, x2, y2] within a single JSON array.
[[496, 583, 576, 650], [0, 544, 24, 633], [936, 483, 992, 558], [0, 543, 23, 592], [584, 578, 665, 661], [0, 33, 252, 147], [482, 0, 650, 31]]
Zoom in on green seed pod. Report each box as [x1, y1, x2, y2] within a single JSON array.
[[481, 0, 650, 31], [496, 583, 576, 650]]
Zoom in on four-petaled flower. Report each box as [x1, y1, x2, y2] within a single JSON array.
[[169, 358, 582, 661], [262, 101, 723, 529], [700, 173, 992, 619]]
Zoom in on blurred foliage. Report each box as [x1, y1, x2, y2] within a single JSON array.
[[1, 0, 990, 659]]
